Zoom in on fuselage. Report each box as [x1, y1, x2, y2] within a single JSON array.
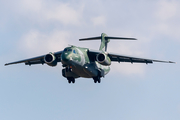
[[61, 46, 110, 78]]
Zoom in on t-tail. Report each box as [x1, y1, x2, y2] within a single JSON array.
[[79, 33, 137, 51]]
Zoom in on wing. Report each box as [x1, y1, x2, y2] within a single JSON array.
[[5, 51, 63, 66], [88, 49, 175, 64]]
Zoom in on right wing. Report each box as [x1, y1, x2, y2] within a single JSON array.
[[108, 52, 175, 64], [88, 49, 175, 64], [5, 51, 63, 66]]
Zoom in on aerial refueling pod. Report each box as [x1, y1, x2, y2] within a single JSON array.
[[44, 53, 57, 67], [96, 53, 111, 66]]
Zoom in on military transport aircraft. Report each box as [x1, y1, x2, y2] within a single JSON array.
[[5, 33, 174, 83]]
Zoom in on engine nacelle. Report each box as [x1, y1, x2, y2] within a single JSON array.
[[96, 53, 111, 66], [44, 53, 57, 67]]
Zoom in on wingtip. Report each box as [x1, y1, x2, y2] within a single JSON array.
[[79, 38, 86, 41], [169, 61, 176, 63], [4, 63, 10, 66]]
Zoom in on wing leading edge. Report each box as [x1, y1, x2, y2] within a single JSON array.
[[5, 51, 63, 66], [108, 52, 175, 64], [88, 49, 175, 64]]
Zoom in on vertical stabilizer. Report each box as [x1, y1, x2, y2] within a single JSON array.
[[99, 33, 110, 51]]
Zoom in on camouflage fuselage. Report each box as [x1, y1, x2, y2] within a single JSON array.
[[61, 46, 110, 78]]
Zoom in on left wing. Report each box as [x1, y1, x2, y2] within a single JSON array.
[[88, 49, 175, 64], [5, 51, 63, 66]]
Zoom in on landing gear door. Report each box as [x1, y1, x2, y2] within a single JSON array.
[[99, 69, 105, 77]]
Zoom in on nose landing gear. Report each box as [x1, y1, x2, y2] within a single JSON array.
[[62, 67, 76, 84]]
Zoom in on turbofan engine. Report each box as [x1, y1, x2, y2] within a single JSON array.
[[44, 53, 57, 67], [96, 53, 111, 66]]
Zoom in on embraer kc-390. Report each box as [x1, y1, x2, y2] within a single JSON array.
[[5, 33, 174, 83]]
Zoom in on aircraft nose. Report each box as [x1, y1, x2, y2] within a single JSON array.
[[61, 53, 71, 63]]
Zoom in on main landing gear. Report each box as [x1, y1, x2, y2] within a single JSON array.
[[67, 77, 75, 84], [93, 76, 101, 83], [93, 69, 103, 83]]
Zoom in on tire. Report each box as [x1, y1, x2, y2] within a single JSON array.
[[67, 77, 75, 84], [68, 80, 71, 83], [97, 79, 101, 83], [72, 78, 75, 83]]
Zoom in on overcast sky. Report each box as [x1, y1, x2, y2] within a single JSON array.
[[0, 0, 180, 120]]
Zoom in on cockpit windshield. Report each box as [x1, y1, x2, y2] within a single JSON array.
[[63, 48, 68, 52], [68, 49, 72, 52], [63, 48, 72, 52]]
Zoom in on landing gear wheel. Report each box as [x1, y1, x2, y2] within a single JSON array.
[[72, 79, 75, 83], [97, 79, 101, 83], [68, 79, 71, 83], [94, 80, 97, 83], [93, 76, 101, 83], [67, 77, 75, 84]]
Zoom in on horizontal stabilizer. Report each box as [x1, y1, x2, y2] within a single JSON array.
[[106, 36, 137, 40], [79, 33, 137, 51], [79, 36, 101, 41], [79, 36, 137, 41]]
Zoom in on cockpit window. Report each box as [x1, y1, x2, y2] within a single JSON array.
[[64, 48, 72, 52], [68, 49, 72, 52], [64, 48, 68, 52]]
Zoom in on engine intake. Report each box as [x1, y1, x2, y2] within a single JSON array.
[[96, 53, 111, 66], [44, 53, 57, 67]]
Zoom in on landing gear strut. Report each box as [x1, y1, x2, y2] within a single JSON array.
[[67, 77, 75, 84], [66, 66, 72, 72]]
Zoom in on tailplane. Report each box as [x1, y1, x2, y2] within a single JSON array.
[[79, 33, 136, 51]]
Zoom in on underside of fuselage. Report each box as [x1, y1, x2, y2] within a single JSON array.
[[63, 63, 97, 78], [61, 46, 110, 83]]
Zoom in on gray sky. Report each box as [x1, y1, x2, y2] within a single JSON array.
[[0, 0, 180, 120]]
